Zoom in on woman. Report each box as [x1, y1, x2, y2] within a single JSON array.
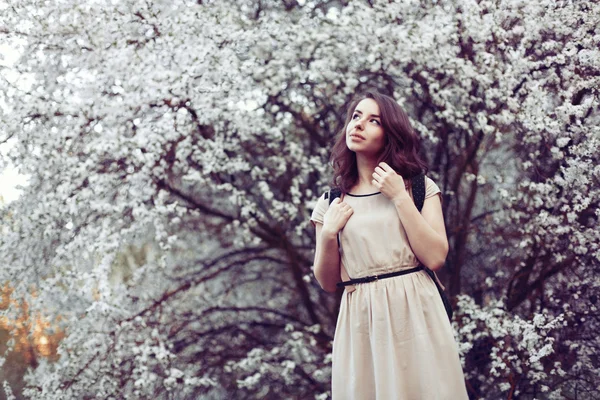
[[310, 90, 469, 399]]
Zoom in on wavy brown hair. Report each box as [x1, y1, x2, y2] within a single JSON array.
[[330, 89, 428, 193]]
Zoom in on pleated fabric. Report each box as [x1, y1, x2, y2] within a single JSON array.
[[331, 271, 469, 399]]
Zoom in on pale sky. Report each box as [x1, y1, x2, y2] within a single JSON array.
[[0, 162, 28, 205], [1, 35, 29, 206]]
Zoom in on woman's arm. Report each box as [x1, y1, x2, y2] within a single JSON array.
[[393, 193, 448, 271], [372, 163, 448, 271], [312, 222, 341, 293], [312, 197, 354, 292]]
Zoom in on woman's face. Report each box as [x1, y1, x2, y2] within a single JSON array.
[[345, 98, 385, 157]]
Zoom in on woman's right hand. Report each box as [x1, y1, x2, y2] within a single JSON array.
[[322, 197, 354, 234]]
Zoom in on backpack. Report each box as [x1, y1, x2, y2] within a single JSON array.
[[324, 173, 454, 321]]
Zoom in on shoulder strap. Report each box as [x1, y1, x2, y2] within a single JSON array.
[[326, 187, 342, 205], [412, 174, 426, 213]]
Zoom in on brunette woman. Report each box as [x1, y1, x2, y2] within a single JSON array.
[[310, 90, 469, 399]]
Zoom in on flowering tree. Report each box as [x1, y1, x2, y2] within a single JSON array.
[[0, 0, 598, 398]]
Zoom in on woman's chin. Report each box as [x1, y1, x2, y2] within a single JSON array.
[[347, 147, 378, 159], [346, 142, 364, 152]]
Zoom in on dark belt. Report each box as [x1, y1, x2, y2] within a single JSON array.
[[336, 265, 424, 288]]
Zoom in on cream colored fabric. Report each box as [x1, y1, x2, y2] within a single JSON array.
[[310, 176, 469, 399]]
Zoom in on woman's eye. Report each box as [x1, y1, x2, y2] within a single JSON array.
[[353, 114, 380, 125]]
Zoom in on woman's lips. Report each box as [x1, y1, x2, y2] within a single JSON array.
[[349, 134, 365, 140]]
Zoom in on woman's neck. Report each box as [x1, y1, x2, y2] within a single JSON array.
[[352, 154, 380, 193]]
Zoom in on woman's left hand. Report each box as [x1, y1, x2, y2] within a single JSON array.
[[372, 162, 410, 203]]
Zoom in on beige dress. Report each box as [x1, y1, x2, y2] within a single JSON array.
[[310, 176, 469, 400]]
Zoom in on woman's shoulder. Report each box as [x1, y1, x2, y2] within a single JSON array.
[[309, 191, 329, 226], [423, 175, 442, 200], [424, 174, 438, 185]]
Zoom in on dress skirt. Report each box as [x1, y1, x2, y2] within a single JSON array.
[[331, 270, 469, 400]]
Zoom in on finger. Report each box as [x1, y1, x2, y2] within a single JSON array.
[[379, 161, 392, 171], [372, 171, 381, 182], [372, 179, 381, 188], [374, 166, 386, 176], [331, 197, 341, 204]]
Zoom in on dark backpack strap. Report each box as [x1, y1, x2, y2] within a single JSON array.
[[412, 173, 426, 212], [411, 173, 453, 320], [327, 187, 342, 205]]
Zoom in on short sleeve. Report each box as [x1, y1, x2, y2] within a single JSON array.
[[310, 192, 329, 227], [425, 176, 442, 205]]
